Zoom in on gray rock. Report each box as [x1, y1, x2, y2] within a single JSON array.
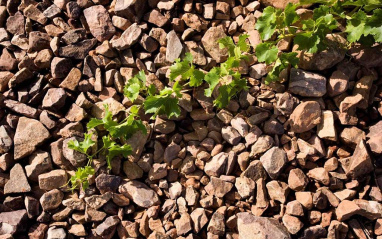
[[289, 69, 326, 97], [166, 30, 183, 62], [260, 147, 287, 179], [47, 227, 66, 239]]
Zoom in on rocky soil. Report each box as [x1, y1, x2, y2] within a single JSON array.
[[0, 0, 382, 238]]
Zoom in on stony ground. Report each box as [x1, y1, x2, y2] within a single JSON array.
[[0, 0, 382, 238]]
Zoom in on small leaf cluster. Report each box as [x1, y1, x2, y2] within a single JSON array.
[[254, 0, 382, 84], [124, 35, 251, 117], [67, 105, 146, 190]]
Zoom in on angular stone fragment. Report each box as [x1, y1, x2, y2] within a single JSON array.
[[59, 39, 97, 59], [166, 30, 183, 63], [317, 110, 337, 141], [40, 189, 64, 211], [205, 176, 233, 198], [4, 164, 31, 194], [260, 147, 287, 179], [222, 126, 241, 145], [83, 5, 115, 42], [289, 101, 321, 133], [353, 75, 374, 109], [119, 180, 160, 208], [25, 150, 52, 182], [111, 23, 142, 50], [266, 180, 289, 204], [347, 139, 373, 179], [175, 213, 192, 236], [367, 121, 382, 155], [42, 88, 66, 110], [201, 27, 228, 63], [288, 168, 309, 191], [204, 152, 228, 177], [190, 208, 208, 233], [51, 57, 72, 78], [38, 169, 67, 190], [14, 117, 50, 160], [8, 68, 33, 88], [59, 68, 81, 91], [327, 70, 349, 97], [235, 177, 256, 199], [237, 212, 291, 239], [241, 160, 267, 181], [289, 69, 326, 97], [0, 209, 28, 235]]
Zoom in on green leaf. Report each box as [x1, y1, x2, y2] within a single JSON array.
[[237, 34, 250, 52], [169, 53, 205, 87], [143, 83, 182, 119], [255, 6, 278, 40], [294, 32, 321, 53], [218, 36, 235, 56], [67, 133, 95, 155], [284, 3, 298, 26], [265, 52, 299, 84], [204, 67, 221, 97], [346, 10, 368, 43], [123, 70, 146, 102], [87, 104, 118, 130], [69, 166, 95, 190], [365, 8, 382, 42], [255, 43, 279, 64]]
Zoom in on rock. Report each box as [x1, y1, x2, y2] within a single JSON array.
[[8, 68, 33, 88], [327, 220, 348, 239], [353, 75, 374, 109], [289, 101, 321, 133], [205, 176, 233, 198], [288, 168, 309, 191], [208, 209, 225, 236], [259, 0, 299, 8], [51, 57, 72, 78], [250, 135, 274, 157], [367, 121, 382, 155], [6, 12, 25, 35], [62, 137, 87, 167], [266, 180, 289, 204], [295, 34, 346, 71], [327, 70, 349, 97], [282, 214, 303, 234], [166, 30, 183, 63], [111, 23, 142, 50], [38, 169, 67, 190], [289, 69, 326, 97], [260, 147, 287, 179], [340, 126, 365, 148], [59, 39, 97, 59], [175, 213, 192, 236], [237, 212, 291, 239], [68, 224, 86, 236], [169, 182, 182, 199], [95, 215, 119, 237], [164, 143, 181, 163], [307, 167, 330, 185], [190, 208, 208, 233], [348, 44, 382, 68], [222, 126, 241, 145], [28, 31, 51, 52], [59, 68, 82, 91], [0, 125, 12, 154], [144, 9, 169, 27], [317, 110, 337, 141], [235, 177, 256, 199], [123, 161, 143, 179], [201, 27, 228, 63], [83, 5, 115, 42], [346, 139, 373, 179], [0, 71, 13, 92], [95, 174, 121, 194], [204, 152, 228, 177], [4, 99, 39, 118], [42, 88, 66, 110], [0, 210, 28, 234], [241, 160, 267, 181], [25, 150, 52, 181], [154, 118, 175, 134], [148, 163, 167, 181], [47, 227, 66, 239], [119, 180, 160, 208], [40, 189, 64, 211], [4, 163, 31, 194]]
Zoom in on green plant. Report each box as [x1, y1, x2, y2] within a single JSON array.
[[254, 0, 382, 84], [67, 105, 146, 190]]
